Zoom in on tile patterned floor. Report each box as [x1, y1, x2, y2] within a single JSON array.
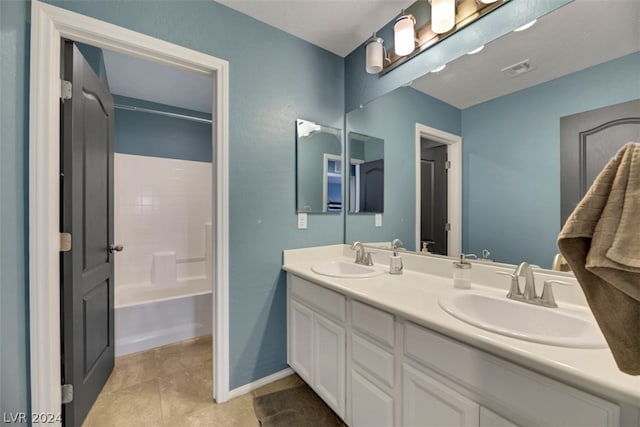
[[83, 336, 303, 426]]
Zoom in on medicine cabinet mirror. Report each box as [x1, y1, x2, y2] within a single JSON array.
[[296, 119, 343, 213]]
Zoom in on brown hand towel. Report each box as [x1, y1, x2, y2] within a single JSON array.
[[558, 142, 640, 375]]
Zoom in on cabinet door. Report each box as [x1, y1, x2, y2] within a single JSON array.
[[479, 407, 518, 427], [403, 364, 479, 427], [314, 313, 346, 418], [289, 299, 314, 384], [351, 370, 394, 427]]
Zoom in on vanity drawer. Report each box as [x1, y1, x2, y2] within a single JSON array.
[[290, 275, 345, 322], [404, 322, 620, 426], [352, 333, 395, 388], [351, 300, 394, 348]]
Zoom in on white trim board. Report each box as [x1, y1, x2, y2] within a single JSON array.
[[414, 123, 462, 256], [322, 153, 342, 213], [28, 1, 230, 422], [228, 368, 295, 399]]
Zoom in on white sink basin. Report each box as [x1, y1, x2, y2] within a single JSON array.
[[439, 291, 607, 348], [311, 260, 385, 278]]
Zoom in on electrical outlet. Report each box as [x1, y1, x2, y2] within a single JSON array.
[[375, 213, 382, 227], [297, 213, 308, 229]]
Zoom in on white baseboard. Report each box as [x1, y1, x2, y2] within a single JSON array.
[[227, 367, 295, 400]]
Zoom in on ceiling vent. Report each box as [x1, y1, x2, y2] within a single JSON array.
[[501, 59, 536, 78]]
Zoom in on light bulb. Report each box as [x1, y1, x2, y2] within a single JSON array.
[[431, 0, 455, 34], [366, 37, 384, 74], [394, 14, 416, 56]]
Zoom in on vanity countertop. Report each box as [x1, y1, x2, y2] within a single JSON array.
[[283, 245, 640, 407]]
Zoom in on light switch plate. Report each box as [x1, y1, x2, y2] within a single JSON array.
[[297, 213, 308, 229], [375, 213, 382, 227]]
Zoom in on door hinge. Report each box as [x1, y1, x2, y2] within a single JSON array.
[[60, 232, 72, 252], [60, 79, 72, 100], [445, 161, 452, 170], [61, 384, 73, 404], [445, 223, 451, 231]]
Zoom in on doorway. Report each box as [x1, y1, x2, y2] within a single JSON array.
[[420, 138, 448, 255], [414, 123, 462, 256], [560, 99, 640, 225], [29, 0, 230, 420]]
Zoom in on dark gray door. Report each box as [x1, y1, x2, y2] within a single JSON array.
[[61, 41, 115, 426], [421, 143, 448, 255], [560, 99, 640, 225], [359, 159, 384, 212]]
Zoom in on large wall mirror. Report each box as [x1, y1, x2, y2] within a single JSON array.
[[348, 132, 384, 214], [296, 119, 343, 213], [344, 1, 640, 268]]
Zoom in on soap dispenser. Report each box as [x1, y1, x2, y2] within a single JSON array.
[[453, 254, 472, 289], [389, 239, 404, 275]]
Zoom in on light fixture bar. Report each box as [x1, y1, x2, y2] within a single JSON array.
[[382, 0, 510, 74]]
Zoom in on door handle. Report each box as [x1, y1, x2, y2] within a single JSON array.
[[109, 244, 124, 253]]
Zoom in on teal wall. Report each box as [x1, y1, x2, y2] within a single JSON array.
[[0, 0, 30, 418], [114, 95, 212, 162], [1, 0, 344, 400], [345, 87, 461, 249], [76, 42, 109, 87], [462, 52, 640, 267], [344, 0, 573, 112]]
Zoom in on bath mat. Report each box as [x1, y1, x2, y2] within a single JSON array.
[[253, 384, 345, 427]]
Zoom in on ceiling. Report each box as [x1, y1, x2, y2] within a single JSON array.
[[216, 0, 414, 57], [101, 0, 639, 113], [102, 50, 213, 113]]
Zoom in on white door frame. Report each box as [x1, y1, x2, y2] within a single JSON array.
[[415, 123, 462, 255], [322, 153, 342, 212], [28, 1, 230, 421]]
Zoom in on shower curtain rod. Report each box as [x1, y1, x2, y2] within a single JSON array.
[[114, 103, 213, 124]]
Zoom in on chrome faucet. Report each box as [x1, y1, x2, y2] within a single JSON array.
[[496, 262, 572, 308], [351, 241, 373, 266], [516, 262, 537, 300]]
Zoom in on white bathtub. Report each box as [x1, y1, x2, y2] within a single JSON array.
[[114, 277, 212, 356]]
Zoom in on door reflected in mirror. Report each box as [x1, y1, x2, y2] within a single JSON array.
[[348, 132, 384, 214], [296, 119, 343, 213]]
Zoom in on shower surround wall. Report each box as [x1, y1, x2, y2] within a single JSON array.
[[114, 153, 212, 355], [111, 96, 214, 356]]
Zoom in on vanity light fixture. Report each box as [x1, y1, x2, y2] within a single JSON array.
[[431, 0, 456, 34], [366, 0, 510, 75], [365, 33, 386, 74], [514, 19, 537, 32], [467, 45, 485, 55], [394, 11, 416, 56]]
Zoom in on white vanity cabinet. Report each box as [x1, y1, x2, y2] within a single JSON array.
[[350, 300, 396, 427], [402, 363, 480, 427], [286, 272, 625, 427], [403, 322, 620, 426], [287, 275, 346, 418]]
